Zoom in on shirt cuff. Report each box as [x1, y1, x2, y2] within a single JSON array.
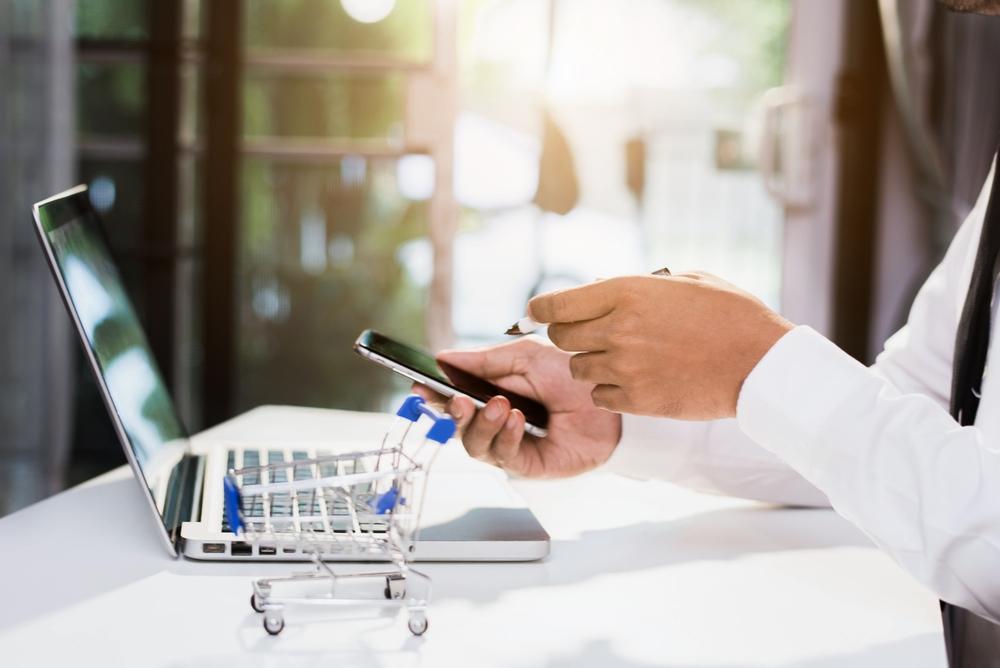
[[736, 325, 870, 478], [600, 413, 696, 480]]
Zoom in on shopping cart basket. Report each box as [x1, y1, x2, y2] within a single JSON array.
[[223, 394, 456, 637]]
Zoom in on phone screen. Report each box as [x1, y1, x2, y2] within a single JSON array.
[[354, 329, 549, 430]]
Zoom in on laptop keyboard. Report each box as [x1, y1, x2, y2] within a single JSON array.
[[221, 447, 377, 535]]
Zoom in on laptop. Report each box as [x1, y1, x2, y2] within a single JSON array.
[[33, 185, 550, 562]]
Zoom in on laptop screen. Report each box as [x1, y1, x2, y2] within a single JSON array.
[[34, 188, 189, 543]]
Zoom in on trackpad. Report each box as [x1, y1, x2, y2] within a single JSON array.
[[417, 473, 548, 542]]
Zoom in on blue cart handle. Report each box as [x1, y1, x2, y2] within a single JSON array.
[[223, 475, 244, 536], [396, 394, 457, 444]]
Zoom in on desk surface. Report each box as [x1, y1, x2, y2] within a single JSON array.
[[0, 406, 946, 667]]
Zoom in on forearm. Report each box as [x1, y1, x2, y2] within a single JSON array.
[[604, 413, 829, 507], [739, 326, 1000, 622]]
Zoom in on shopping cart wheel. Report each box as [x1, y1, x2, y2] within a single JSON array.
[[263, 613, 285, 636], [408, 613, 428, 636], [250, 593, 265, 613], [385, 574, 406, 600]]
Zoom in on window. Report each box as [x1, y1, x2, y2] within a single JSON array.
[[453, 0, 789, 347], [231, 0, 440, 414], [0, 0, 804, 517]]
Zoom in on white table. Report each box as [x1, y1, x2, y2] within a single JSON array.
[[0, 406, 946, 667]]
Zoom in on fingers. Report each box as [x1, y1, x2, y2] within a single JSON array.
[[452, 398, 527, 470], [444, 395, 477, 431], [548, 317, 610, 352], [437, 337, 535, 379], [528, 278, 623, 324], [461, 396, 511, 460], [492, 409, 525, 466], [568, 351, 617, 384], [591, 384, 628, 412]]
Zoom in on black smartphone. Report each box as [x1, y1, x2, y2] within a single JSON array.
[[353, 329, 549, 437]]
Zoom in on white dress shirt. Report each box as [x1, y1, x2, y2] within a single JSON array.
[[604, 161, 1000, 623]]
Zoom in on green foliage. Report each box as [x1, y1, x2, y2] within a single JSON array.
[[243, 73, 404, 140], [244, 0, 431, 59], [237, 3, 434, 412], [75, 0, 148, 40], [76, 63, 145, 138]]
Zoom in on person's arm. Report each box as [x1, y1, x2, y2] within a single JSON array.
[[603, 163, 989, 506], [736, 165, 1000, 622], [604, 414, 828, 506], [530, 162, 1000, 620]]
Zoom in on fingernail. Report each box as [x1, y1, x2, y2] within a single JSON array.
[[449, 402, 463, 420], [484, 399, 502, 421], [504, 413, 518, 431]]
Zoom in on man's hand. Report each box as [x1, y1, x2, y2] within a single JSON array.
[[413, 337, 621, 478], [529, 272, 794, 420]]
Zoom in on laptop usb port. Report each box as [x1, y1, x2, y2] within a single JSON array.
[[231, 542, 252, 556], [259, 545, 277, 556], [202, 543, 225, 554], [282, 547, 297, 554]]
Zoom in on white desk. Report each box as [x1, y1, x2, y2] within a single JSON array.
[[0, 406, 946, 667]]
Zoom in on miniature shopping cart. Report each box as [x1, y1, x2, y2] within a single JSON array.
[[223, 394, 456, 637]]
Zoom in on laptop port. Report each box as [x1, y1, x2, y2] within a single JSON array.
[[282, 547, 297, 554], [202, 543, 225, 554], [259, 545, 277, 556], [231, 541, 252, 556]]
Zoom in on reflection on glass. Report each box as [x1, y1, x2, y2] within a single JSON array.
[[42, 207, 187, 527], [79, 160, 145, 248]]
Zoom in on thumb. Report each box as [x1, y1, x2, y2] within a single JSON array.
[[437, 342, 524, 379]]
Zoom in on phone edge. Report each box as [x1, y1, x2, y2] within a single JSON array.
[[353, 340, 549, 438]]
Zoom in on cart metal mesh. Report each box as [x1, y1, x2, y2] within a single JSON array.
[[223, 395, 455, 636]]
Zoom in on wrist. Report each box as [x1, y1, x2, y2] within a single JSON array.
[[734, 314, 795, 409], [748, 310, 795, 368]]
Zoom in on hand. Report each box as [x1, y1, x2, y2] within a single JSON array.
[[412, 337, 621, 478], [529, 272, 794, 420]]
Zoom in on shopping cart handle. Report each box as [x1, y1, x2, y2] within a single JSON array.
[[396, 394, 457, 444], [374, 486, 399, 514], [223, 475, 244, 535]]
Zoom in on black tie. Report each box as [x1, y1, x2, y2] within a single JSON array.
[[944, 157, 1000, 667]]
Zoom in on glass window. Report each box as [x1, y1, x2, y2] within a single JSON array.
[[244, 0, 432, 61], [76, 62, 146, 139], [75, 0, 149, 40], [235, 0, 435, 413], [243, 72, 405, 141], [454, 0, 790, 348], [179, 64, 203, 146], [182, 0, 202, 41], [78, 158, 148, 309], [236, 158, 429, 412]]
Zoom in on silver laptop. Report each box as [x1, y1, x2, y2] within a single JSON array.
[[33, 185, 550, 562]]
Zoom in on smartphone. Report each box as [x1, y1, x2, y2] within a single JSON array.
[[353, 329, 549, 438]]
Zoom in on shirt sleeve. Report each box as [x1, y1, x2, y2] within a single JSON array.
[[603, 413, 829, 507], [736, 163, 1000, 622], [872, 159, 992, 404]]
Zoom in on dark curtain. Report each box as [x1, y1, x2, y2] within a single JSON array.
[[931, 9, 1000, 219]]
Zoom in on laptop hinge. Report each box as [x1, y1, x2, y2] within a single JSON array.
[[163, 453, 203, 550]]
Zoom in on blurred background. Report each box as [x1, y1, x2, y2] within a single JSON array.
[[1, 0, 999, 517]]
